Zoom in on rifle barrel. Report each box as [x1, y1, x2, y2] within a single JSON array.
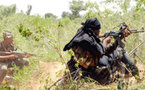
[[0, 51, 11, 55], [130, 30, 145, 33]]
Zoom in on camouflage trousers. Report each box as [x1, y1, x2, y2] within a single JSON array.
[[0, 58, 29, 85], [66, 56, 111, 85]]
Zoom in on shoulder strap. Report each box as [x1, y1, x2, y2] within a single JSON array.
[[0, 42, 6, 51]]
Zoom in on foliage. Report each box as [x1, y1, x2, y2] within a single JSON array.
[[45, 13, 57, 19], [61, 11, 71, 18], [69, 0, 86, 19], [0, 85, 16, 90], [117, 80, 125, 90], [85, 1, 99, 10], [136, 0, 145, 11], [0, 1, 144, 89], [17, 23, 32, 37], [0, 4, 16, 18]]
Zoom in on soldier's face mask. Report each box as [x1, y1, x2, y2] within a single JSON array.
[[93, 29, 100, 35]]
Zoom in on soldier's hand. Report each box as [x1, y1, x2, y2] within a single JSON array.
[[104, 36, 112, 44], [9, 54, 19, 60], [121, 29, 131, 39], [103, 36, 112, 48], [124, 29, 131, 37]]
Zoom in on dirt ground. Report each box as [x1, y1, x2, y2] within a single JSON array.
[[3, 60, 144, 90], [22, 61, 145, 90], [23, 61, 65, 90]]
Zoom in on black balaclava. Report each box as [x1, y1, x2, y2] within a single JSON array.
[[63, 18, 105, 57], [81, 18, 101, 30]]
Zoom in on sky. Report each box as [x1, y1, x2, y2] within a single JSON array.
[[0, 0, 103, 18], [0, 0, 136, 18]]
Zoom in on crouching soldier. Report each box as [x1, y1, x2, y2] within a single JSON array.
[[0, 31, 29, 86], [62, 17, 133, 85], [63, 18, 119, 85]]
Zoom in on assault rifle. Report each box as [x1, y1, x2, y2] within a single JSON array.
[[100, 23, 145, 48], [0, 51, 36, 59], [104, 28, 144, 38], [104, 24, 144, 38]]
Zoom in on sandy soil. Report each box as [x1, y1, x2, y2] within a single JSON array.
[[6, 61, 144, 90], [24, 61, 65, 90]]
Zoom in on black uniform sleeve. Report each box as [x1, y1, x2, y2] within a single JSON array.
[[105, 40, 118, 55]]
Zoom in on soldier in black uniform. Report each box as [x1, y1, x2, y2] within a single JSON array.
[[63, 18, 132, 84]]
